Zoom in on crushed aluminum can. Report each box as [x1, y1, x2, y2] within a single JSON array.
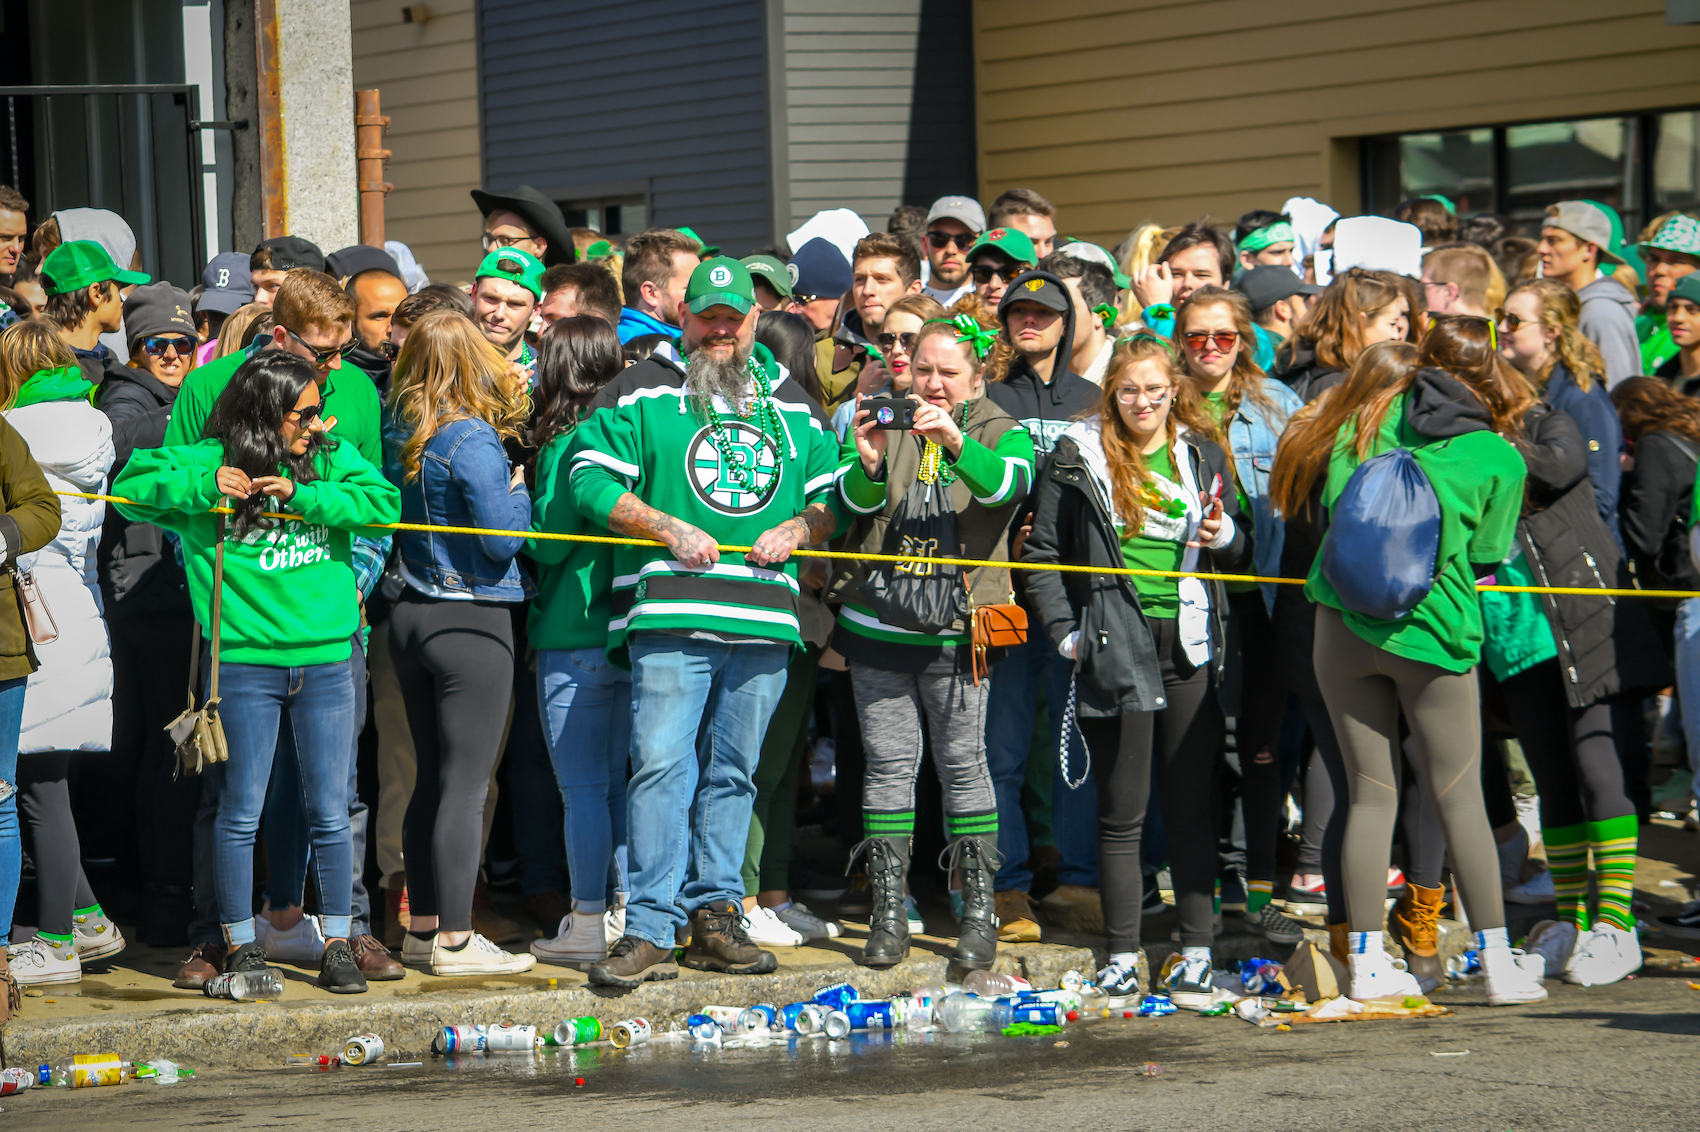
[[1137, 993, 1177, 1017], [1239, 958, 1284, 995], [611, 1018, 652, 1049], [811, 982, 858, 1010], [342, 1033, 385, 1065]]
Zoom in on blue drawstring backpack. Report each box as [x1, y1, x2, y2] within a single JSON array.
[[1321, 447, 1441, 620]]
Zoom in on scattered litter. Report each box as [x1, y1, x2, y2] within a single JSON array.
[[574, 1077, 586, 1087], [1139, 1063, 1162, 1077], [1137, 993, 1177, 1017], [387, 1062, 423, 1069], [0, 1067, 33, 1095], [41, 1055, 133, 1087], [342, 1033, 385, 1065], [610, 1018, 652, 1048], [1052, 1040, 1069, 1048], [1000, 1022, 1062, 1037], [1687, 981, 1700, 990], [1431, 1050, 1470, 1057], [287, 1054, 340, 1068]]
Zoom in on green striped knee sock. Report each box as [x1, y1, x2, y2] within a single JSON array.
[[946, 811, 998, 842], [864, 810, 915, 841], [1542, 822, 1590, 930], [1587, 814, 1638, 932], [1247, 880, 1274, 915]]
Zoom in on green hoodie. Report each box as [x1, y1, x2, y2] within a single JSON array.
[[162, 344, 383, 469], [1305, 389, 1525, 673], [112, 438, 401, 666], [526, 427, 615, 651], [13, 365, 95, 409]]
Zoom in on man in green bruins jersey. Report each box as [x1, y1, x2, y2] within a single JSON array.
[[567, 256, 844, 989]]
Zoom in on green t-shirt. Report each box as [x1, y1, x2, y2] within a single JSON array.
[[1117, 443, 1184, 620], [1639, 309, 1677, 374], [526, 426, 616, 652], [111, 438, 401, 666], [163, 344, 384, 471], [1305, 391, 1526, 673]]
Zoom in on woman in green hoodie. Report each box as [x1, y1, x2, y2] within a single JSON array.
[[114, 351, 399, 994]]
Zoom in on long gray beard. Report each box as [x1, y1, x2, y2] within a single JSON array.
[[687, 348, 752, 417]]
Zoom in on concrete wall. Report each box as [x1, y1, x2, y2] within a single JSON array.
[[972, 0, 1700, 248], [350, 0, 482, 282]]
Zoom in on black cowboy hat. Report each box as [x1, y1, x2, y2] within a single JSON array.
[[469, 184, 577, 267]]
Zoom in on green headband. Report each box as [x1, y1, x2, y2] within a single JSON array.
[[924, 313, 998, 360], [582, 239, 613, 259], [1237, 220, 1294, 252], [1093, 303, 1119, 333], [1118, 330, 1175, 357], [1419, 193, 1457, 216]]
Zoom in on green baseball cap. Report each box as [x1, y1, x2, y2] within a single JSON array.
[[742, 254, 793, 299], [686, 255, 755, 315], [677, 227, 720, 257], [40, 240, 150, 296], [967, 226, 1036, 268], [1670, 271, 1700, 308], [475, 247, 545, 299]]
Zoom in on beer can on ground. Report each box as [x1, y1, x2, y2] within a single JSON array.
[[686, 1015, 723, 1040], [549, 1017, 603, 1046], [432, 1025, 487, 1055], [485, 1023, 539, 1052], [342, 1033, 385, 1065], [822, 1009, 852, 1039], [700, 1005, 742, 1028], [793, 1004, 829, 1034], [1007, 1001, 1061, 1026], [736, 1004, 777, 1032], [845, 1000, 895, 1030], [610, 1018, 652, 1049], [811, 981, 858, 1010]]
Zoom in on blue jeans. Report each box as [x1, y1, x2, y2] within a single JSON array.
[[212, 660, 356, 945], [984, 636, 1098, 891], [624, 633, 789, 948], [1675, 599, 1700, 812], [0, 677, 28, 946], [263, 635, 372, 934], [538, 647, 632, 909]]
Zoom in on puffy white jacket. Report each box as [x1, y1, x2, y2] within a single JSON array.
[[3, 399, 114, 754]]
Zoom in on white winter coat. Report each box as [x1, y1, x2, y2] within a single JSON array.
[[3, 399, 114, 753]]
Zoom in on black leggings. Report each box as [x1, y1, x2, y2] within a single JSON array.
[[18, 752, 97, 936], [1077, 617, 1223, 952], [1498, 660, 1633, 829], [1228, 590, 1286, 889], [390, 592, 516, 932]]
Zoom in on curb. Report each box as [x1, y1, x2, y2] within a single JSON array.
[[4, 944, 1094, 1070]]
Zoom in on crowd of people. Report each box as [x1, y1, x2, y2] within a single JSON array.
[[0, 175, 1697, 1017]]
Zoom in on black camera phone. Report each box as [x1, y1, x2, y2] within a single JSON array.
[[861, 395, 916, 431]]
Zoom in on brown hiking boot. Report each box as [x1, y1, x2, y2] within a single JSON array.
[[1328, 922, 1349, 965], [995, 890, 1042, 942], [350, 933, 404, 980], [587, 935, 679, 989], [0, 952, 17, 1025], [1391, 882, 1445, 957], [682, 901, 778, 974], [172, 941, 225, 990]]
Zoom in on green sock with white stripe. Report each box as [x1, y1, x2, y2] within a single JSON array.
[[1587, 814, 1638, 932], [864, 810, 915, 841], [1543, 821, 1590, 931], [1247, 880, 1274, 915], [946, 811, 998, 842]]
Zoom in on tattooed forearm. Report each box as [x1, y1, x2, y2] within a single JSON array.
[[785, 503, 838, 545], [607, 492, 692, 543]]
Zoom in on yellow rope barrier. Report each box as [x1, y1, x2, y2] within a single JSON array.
[[64, 490, 1700, 599]]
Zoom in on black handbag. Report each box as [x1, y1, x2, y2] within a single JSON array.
[[858, 478, 969, 635]]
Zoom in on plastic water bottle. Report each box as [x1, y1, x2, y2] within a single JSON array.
[[962, 970, 1030, 997], [42, 1055, 134, 1088], [937, 992, 997, 1033], [203, 968, 285, 1001]]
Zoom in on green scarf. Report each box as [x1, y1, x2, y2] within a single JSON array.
[[12, 365, 96, 410]]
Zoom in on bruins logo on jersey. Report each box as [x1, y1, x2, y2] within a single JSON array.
[[685, 422, 781, 514]]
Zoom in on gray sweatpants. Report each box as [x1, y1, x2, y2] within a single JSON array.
[[1313, 605, 1505, 933], [850, 663, 996, 817]]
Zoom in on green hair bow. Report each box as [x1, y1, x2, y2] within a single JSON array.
[[927, 313, 998, 360], [583, 239, 613, 259], [1093, 303, 1119, 332]]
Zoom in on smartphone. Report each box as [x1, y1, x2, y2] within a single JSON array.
[[1207, 473, 1223, 505], [861, 395, 916, 431]]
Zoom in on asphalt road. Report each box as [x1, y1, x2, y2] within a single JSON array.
[[10, 973, 1697, 1131]]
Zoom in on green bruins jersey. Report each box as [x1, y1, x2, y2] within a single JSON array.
[[567, 340, 845, 661]]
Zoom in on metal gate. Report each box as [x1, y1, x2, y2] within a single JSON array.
[[1, 84, 209, 289]]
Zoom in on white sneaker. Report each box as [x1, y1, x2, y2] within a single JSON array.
[[531, 913, 607, 965], [1563, 923, 1642, 987], [8, 937, 81, 985], [255, 913, 326, 964], [400, 932, 434, 967], [1505, 870, 1555, 904], [1524, 919, 1578, 973], [1483, 946, 1549, 1005], [72, 909, 126, 962], [605, 895, 627, 949], [1348, 949, 1422, 1001], [741, 905, 806, 947], [429, 932, 536, 976]]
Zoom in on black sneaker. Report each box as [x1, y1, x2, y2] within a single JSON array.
[[317, 940, 368, 994], [1097, 956, 1145, 1006], [1653, 900, 1700, 941], [227, 942, 270, 972]]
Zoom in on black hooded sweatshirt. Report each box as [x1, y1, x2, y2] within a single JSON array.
[[95, 364, 190, 618]]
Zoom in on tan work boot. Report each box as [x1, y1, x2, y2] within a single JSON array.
[[1328, 922, 1349, 965], [995, 890, 1042, 943], [1391, 882, 1445, 957]]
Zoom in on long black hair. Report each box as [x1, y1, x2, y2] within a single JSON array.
[[529, 314, 623, 453], [203, 350, 332, 534], [754, 309, 825, 405]]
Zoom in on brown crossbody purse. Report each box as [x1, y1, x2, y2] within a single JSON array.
[[167, 515, 228, 776]]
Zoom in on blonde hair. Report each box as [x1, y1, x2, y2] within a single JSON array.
[[1424, 242, 1507, 315], [1114, 223, 1170, 323], [388, 310, 531, 483], [1506, 277, 1607, 393], [216, 301, 271, 359], [0, 319, 76, 406], [1098, 335, 1218, 536]]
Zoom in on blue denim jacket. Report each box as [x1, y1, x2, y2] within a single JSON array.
[[385, 413, 533, 600], [1224, 379, 1303, 612]]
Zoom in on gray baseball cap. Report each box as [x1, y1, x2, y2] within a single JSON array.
[[1544, 201, 1626, 265], [926, 195, 986, 233]]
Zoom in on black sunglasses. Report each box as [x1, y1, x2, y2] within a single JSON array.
[[380, 340, 401, 361], [926, 230, 976, 250], [970, 262, 1017, 284], [286, 402, 325, 425], [876, 331, 918, 354], [285, 326, 358, 366], [140, 334, 194, 358]]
